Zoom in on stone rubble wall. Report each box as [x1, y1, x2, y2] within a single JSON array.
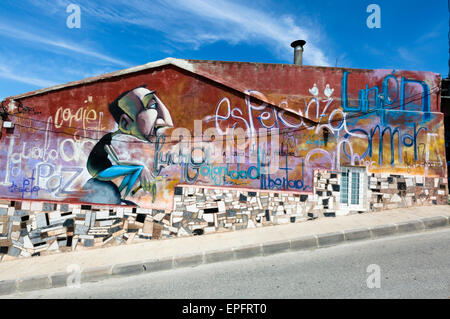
[[0, 171, 448, 262], [312, 170, 448, 214], [368, 174, 448, 210]]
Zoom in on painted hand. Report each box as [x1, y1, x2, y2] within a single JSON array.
[[138, 166, 153, 192], [149, 176, 163, 203]]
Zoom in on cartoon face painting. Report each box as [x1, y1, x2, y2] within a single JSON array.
[[82, 86, 173, 205]]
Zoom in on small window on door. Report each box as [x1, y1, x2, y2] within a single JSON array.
[[351, 172, 360, 205], [341, 172, 349, 204]]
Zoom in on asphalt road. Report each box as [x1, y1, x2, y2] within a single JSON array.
[[4, 228, 450, 299]]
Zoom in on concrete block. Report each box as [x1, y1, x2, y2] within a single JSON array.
[[317, 232, 345, 247], [204, 249, 234, 264], [8, 246, 20, 257], [396, 220, 425, 233], [75, 224, 89, 235], [262, 240, 291, 255], [35, 213, 47, 228], [420, 216, 449, 229], [344, 228, 371, 241], [144, 258, 174, 272], [0, 280, 16, 296], [81, 265, 112, 283], [112, 262, 145, 276], [233, 245, 263, 260], [174, 253, 204, 268], [84, 239, 94, 247], [290, 235, 318, 250], [95, 210, 109, 219], [16, 275, 51, 292], [370, 224, 397, 238], [50, 272, 69, 288], [390, 194, 402, 202], [30, 201, 43, 211]]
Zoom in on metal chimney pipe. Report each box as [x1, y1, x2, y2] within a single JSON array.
[[290, 40, 306, 66]]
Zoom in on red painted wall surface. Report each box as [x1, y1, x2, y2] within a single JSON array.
[[0, 61, 445, 211]]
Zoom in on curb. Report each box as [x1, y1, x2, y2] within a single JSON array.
[[112, 262, 145, 277], [1, 215, 449, 296], [343, 228, 371, 241], [317, 232, 345, 247], [370, 224, 397, 238], [16, 274, 51, 292], [81, 265, 112, 284]]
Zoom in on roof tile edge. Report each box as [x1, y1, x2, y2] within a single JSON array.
[[2, 57, 441, 101], [4, 57, 190, 100]]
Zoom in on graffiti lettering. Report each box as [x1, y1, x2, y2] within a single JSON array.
[[9, 169, 40, 198]]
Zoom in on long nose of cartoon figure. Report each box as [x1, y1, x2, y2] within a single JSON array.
[[137, 109, 158, 137], [154, 95, 173, 128], [155, 118, 167, 128]]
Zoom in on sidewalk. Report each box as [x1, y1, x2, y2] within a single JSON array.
[[1, 205, 449, 295]]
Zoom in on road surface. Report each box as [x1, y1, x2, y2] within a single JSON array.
[[4, 228, 450, 299]]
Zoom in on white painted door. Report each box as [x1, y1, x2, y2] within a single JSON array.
[[340, 167, 366, 211]]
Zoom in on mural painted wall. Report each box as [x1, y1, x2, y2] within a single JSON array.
[[0, 61, 446, 211]]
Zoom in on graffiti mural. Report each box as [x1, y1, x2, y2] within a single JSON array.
[[0, 61, 446, 212], [82, 87, 173, 205]]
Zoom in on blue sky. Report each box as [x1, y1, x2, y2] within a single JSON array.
[[0, 0, 448, 99]]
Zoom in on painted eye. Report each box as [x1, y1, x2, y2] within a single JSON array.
[[147, 102, 157, 110]]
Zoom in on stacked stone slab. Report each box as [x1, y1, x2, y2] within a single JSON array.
[[173, 186, 310, 233], [311, 171, 341, 218], [368, 174, 448, 211], [0, 170, 448, 262], [0, 188, 313, 262]]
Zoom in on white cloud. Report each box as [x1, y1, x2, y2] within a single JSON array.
[[397, 47, 420, 64], [0, 63, 57, 87], [62, 0, 332, 66], [0, 0, 333, 96], [0, 22, 130, 67]]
